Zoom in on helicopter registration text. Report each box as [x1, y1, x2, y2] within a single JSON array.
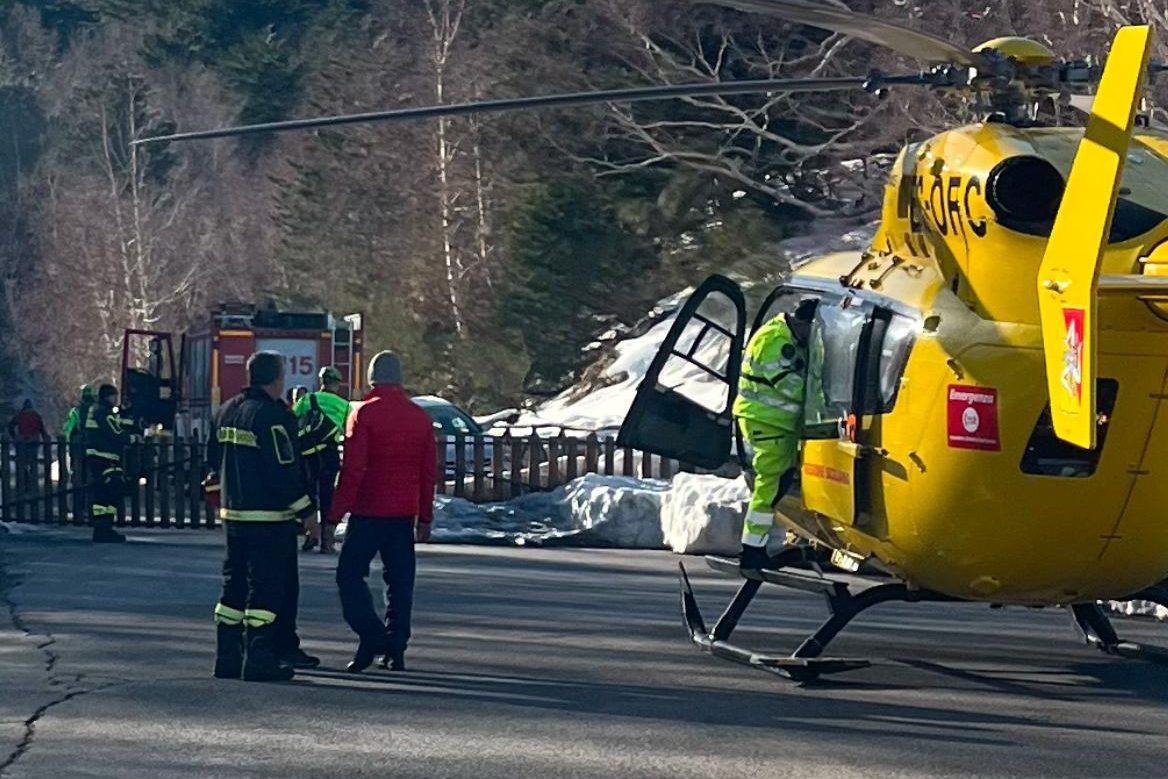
[[947, 385, 1001, 451]]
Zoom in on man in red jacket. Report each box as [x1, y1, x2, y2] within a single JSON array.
[[329, 351, 437, 673]]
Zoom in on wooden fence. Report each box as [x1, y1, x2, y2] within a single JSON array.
[[0, 434, 685, 527]]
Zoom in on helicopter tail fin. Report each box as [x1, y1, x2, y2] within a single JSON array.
[[1037, 25, 1153, 450]]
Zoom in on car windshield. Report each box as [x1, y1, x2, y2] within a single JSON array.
[[425, 404, 480, 437]]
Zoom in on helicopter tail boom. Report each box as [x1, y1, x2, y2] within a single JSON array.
[[1037, 25, 1154, 450]]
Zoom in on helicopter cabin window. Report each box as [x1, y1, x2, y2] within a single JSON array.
[[803, 299, 868, 438], [655, 288, 742, 415], [1020, 379, 1118, 478], [801, 300, 917, 439]]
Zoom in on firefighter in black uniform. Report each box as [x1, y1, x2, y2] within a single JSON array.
[[85, 384, 132, 544], [207, 352, 316, 682]]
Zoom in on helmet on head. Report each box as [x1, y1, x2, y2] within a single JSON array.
[[97, 384, 118, 405], [319, 366, 342, 386], [80, 384, 96, 403]]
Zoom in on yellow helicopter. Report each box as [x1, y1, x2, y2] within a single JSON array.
[[139, 1, 1168, 681]]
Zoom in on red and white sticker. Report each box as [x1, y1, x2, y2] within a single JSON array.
[[947, 385, 1000, 451], [1061, 307, 1085, 406]]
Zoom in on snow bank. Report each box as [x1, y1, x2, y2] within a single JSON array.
[[1108, 600, 1168, 621], [359, 471, 751, 553], [428, 474, 670, 548], [661, 473, 750, 555]]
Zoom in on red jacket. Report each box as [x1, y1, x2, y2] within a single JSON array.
[[328, 385, 437, 525]]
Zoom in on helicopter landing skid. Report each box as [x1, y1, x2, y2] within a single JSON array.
[[679, 551, 954, 683], [1070, 598, 1168, 666]]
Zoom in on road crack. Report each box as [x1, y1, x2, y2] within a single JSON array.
[[0, 544, 100, 776]]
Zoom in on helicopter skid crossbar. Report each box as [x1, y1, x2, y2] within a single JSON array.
[[1071, 594, 1168, 666], [679, 552, 954, 682]]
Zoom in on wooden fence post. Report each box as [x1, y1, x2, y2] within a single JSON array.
[[622, 444, 635, 477], [453, 433, 466, 498], [492, 434, 505, 502], [472, 435, 486, 502], [603, 437, 615, 477], [158, 440, 171, 528], [56, 439, 69, 524], [144, 442, 157, 528], [584, 434, 599, 476], [128, 444, 142, 527], [642, 450, 654, 480], [565, 436, 578, 483], [527, 435, 541, 491], [509, 434, 522, 499], [188, 440, 204, 527], [41, 439, 54, 523], [71, 443, 86, 526], [175, 438, 187, 529], [547, 436, 561, 489]]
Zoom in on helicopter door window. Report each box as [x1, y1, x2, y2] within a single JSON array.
[[803, 300, 870, 439], [656, 291, 742, 413]]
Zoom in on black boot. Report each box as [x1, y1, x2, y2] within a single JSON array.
[[92, 518, 126, 544], [213, 624, 244, 679], [278, 646, 321, 670], [243, 630, 294, 682], [347, 636, 387, 674], [739, 543, 771, 574]]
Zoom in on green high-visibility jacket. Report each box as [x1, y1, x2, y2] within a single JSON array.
[[293, 391, 351, 443], [732, 315, 807, 432], [63, 401, 92, 444]]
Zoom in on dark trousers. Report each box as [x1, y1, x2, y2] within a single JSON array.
[[273, 544, 301, 654], [87, 458, 124, 531], [218, 521, 297, 634], [304, 448, 339, 520], [336, 518, 416, 653]]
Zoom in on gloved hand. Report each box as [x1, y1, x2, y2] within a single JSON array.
[[739, 543, 771, 573], [202, 474, 221, 509]]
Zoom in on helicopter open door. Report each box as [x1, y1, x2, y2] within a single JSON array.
[[798, 298, 880, 526], [616, 275, 747, 469]]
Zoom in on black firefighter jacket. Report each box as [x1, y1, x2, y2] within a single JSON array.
[[207, 387, 313, 523]]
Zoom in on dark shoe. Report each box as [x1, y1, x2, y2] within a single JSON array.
[[278, 647, 321, 670], [377, 651, 406, 671], [92, 529, 127, 544], [739, 544, 771, 574], [243, 632, 295, 682], [347, 637, 387, 674], [301, 535, 318, 553], [213, 625, 244, 679]]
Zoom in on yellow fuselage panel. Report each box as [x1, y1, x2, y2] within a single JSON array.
[[779, 125, 1168, 602], [874, 125, 1168, 325]]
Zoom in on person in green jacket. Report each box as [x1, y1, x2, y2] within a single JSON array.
[[63, 385, 96, 476], [293, 366, 351, 552], [732, 299, 817, 573]]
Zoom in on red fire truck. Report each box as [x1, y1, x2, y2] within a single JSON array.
[[121, 304, 364, 440]]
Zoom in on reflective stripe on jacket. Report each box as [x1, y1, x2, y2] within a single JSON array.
[[84, 405, 133, 463], [732, 315, 807, 431], [207, 387, 313, 523]]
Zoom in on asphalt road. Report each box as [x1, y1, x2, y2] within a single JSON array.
[[2, 528, 1168, 779]]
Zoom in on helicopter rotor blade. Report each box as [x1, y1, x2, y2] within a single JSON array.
[[133, 74, 924, 146], [696, 0, 977, 66]]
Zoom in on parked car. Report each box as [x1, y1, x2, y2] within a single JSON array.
[[412, 396, 494, 480]]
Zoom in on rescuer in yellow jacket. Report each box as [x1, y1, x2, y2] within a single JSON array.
[[732, 299, 816, 573]]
